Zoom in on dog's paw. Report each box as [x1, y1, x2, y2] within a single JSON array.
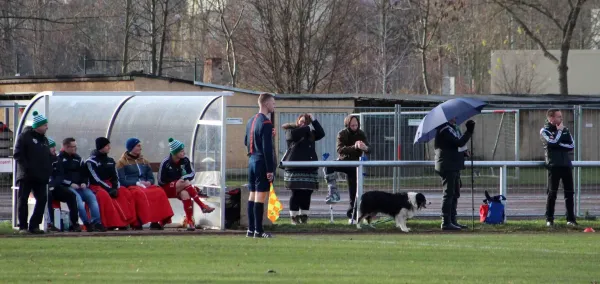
[[401, 228, 411, 233]]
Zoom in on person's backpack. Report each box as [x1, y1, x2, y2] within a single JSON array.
[[479, 190, 506, 224]]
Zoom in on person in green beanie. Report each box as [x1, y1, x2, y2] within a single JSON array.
[[158, 137, 214, 231], [14, 110, 52, 234]]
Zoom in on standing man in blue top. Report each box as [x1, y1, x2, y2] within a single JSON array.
[[245, 93, 275, 238]]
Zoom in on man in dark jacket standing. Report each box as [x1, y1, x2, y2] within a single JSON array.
[[435, 119, 475, 231], [540, 109, 577, 227], [323, 115, 370, 224], [14, 111, 52, 234]]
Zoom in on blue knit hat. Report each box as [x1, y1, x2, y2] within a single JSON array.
[[31, 110, 48, 129], [168, 137, 184, 155], [126, 138, 141, 152], [47, 137, 56, 148]]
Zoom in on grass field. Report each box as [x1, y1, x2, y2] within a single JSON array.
[[1, 220, 599, 283]]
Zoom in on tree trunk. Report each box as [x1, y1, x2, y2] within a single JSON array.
[[150, 0, 157, 75], [157, 0, 169, 76], [558, 54, 569, 95], [121, 0, 132, 74], [421, 48, 431, 95]]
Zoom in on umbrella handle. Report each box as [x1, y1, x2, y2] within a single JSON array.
[[471, 137, 475, 231]]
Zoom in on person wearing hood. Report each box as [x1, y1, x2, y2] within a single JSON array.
[[14, 111, 52, 234], [46, 137, 82, 232], [323, 115, 370, 224], [116, 138, 174, 230], [434, 118, 475, 231], [86, 137, 135, 229], [158, 137, 214, 231], [540, 109, 577, 227], [281, 113, 325, 225]]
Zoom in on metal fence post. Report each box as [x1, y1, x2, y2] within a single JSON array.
[[499, 165, 508, 220], [576, 105, 583, 217], [354, 156, 365, 223], [393, 104, 401, 193], [514, 110, 520, 180]]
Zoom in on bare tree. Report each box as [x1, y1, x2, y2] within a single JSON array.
[[407, 0, 464, 95], [205, 0, 245, 87], [122, 0, 133, 73], [491, 0, 589, 95], [239, 0, 358, 93]]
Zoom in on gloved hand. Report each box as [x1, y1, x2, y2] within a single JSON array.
[[109, 188, 118, 198], [466, 120, 476, 133]]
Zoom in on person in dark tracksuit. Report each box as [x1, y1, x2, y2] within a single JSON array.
[[46, 138, 82, 232], [14, 111, 52, 234], [434, 119, 475, 231], [244, 93, 275, 238], [540, 109, 577, 227]]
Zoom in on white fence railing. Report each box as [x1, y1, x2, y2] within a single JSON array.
[[280, 160, 600, 218]]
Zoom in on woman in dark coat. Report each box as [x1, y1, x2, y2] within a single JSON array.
[[281, 113, 325, 225]]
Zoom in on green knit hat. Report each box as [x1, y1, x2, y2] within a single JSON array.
[[47, 137, 56, 148], [168, 138, 184, 155], [31, 110, 48, 129]]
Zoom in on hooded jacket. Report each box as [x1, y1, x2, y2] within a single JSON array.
[[336, 120, 369, 161], [116, 152, 155, 187], [540, 121, 574, 168], [282, 119, 325, 171]]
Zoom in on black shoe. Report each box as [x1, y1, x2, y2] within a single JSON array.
[[94, 223, 107, 232], [150, 222, 164, 230], [48, 224, 60, 232], [441, 223, 462, 231], [131, 225, 144, 231], [84, 222, 95, 232], [246, 230, 254, 237], [566, 221, 578, 226], [28, 228, 45, 234], [299, 214, 309, 224], [69, 224, 82, 232], [451, 218, 468, 229]]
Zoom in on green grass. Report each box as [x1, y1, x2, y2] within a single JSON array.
[[1, 232, 599, 283]]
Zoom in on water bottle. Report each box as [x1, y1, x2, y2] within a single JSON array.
[[61, 211, 70, 231]]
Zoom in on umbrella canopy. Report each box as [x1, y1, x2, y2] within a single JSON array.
[[413, 98, 487, 144]]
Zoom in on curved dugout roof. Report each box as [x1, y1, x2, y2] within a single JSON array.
[[18, 91, 231, 165]]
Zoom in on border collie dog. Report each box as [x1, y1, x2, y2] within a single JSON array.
[[356, 191, 428, 232]]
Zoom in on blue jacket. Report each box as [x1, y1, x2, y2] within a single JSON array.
[[244, 113, 274, 172], [158, 156, 195, 186], [116, 152, 155, 187]]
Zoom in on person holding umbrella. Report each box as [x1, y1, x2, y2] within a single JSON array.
[[435, 119, 475, 230], [414, 98, 486, 231]]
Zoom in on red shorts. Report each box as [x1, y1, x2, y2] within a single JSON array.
[[161, 182, 178, 199]]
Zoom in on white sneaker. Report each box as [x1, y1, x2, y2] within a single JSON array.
[[348, 219, 356, 225], [546, 221, 554, 227], [566, 221, 578, 226]]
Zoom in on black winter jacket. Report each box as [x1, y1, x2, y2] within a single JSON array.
[[540, 122, 574, 168], [57, 151, 88, 186], [85, 150, 119, 191], [158, 156, 195, 186], [14, 126, 52, 183], [434, 123, 472, 172], [49, 155, 64, 189], [281, 120, 325, 172]]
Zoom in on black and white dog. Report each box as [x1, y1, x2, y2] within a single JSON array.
[[356, 191, 429, 232]]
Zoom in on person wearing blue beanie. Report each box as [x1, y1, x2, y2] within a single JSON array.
[[125, 138, 141, 153]]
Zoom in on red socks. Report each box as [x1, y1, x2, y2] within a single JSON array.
[[184, 185, 210, 209], [182, 199, 193, 221]]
